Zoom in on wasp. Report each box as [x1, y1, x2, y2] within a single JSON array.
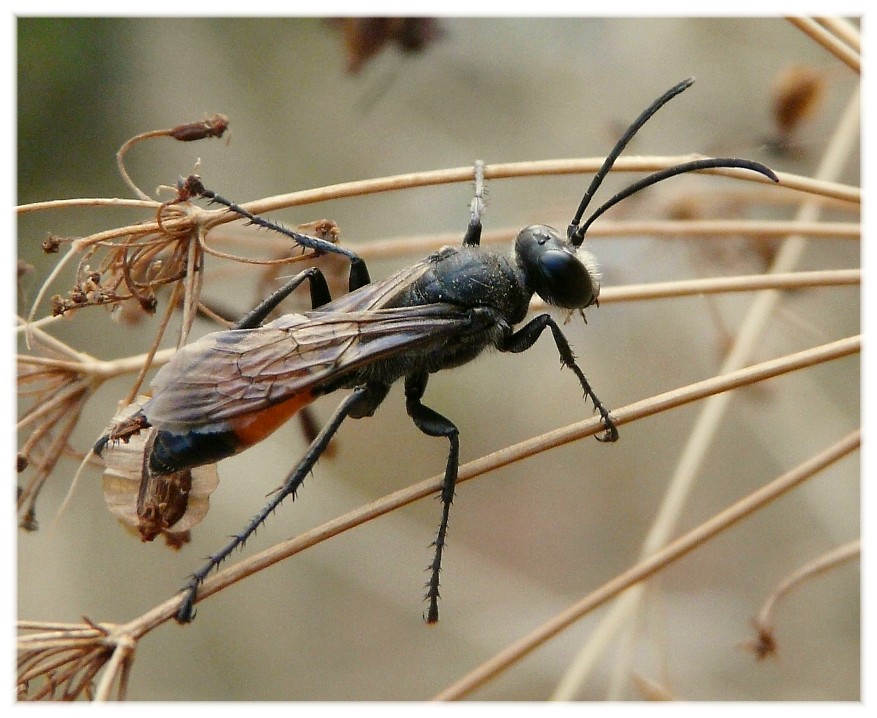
[[95, 77, 778, 624]]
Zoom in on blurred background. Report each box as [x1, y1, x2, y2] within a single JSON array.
[[17, 17, 860, 701]]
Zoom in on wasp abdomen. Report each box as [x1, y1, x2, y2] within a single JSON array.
[[148, 428, 239, 476], [147, 389, 319, 475]]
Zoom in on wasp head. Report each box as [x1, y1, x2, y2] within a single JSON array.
[[515, 224, 600, 310]]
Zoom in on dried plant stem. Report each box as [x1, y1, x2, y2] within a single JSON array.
[[339, 218, 860, 259], [16, 163, 858, 235], [57, 160, 841, 248], [747, 539, 860, 658], [18, 160, 858, 330], [630, 673, 676, 701], [435, 429, 859, 701], [17, 344, 176, 382], [551, 81, 861, 699], [19, 336, 840, 664], [17, 314, 174, 381], [197, 159, 856, 224], [17, 380, 88, 432], [22, 159, 853, 336], [122, 280, 185, 404], [115, 114, 229, 201], [201, 217, 858, 270], [576, 218, 859, 239], [179, 226, 206, 344], [92, 629, 136, 701], [18, 405, 85, 521], [19, 162, 856, 352], [652, 88, 859, 545], [137, 333, 858, 625], [600, 269, 859, 303], [786, 17, 861, 73], [17, 267, 855, 411], [25, 244, 81, 333], [814, 17, 861, 52], [17, 197, 158, 214], [117, 129, 176, 200]]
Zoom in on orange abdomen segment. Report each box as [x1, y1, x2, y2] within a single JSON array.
[[228, 389, 318, 450], [148, 390, 319, 476]]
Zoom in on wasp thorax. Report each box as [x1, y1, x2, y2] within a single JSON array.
[[514, 224, 600, 310]]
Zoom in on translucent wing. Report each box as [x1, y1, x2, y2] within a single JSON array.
[[144, 302, 485, 432], [318, 256, 434, 312]]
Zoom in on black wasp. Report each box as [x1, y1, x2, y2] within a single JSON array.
[[96, 78, 778, 624]]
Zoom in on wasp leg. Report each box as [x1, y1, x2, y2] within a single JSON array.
[[175, 385, 370, 624], [235, 267, 333, 329], [461, 160, 485, 247], [185, 176, 371, 291], [404, 371, 460, 624], [499, 315, 619, 442]]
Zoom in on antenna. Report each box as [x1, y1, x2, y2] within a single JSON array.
[[567, 78, 779, 246]]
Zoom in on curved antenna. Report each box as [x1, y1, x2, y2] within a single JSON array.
[[567, 77, 694, 245], [570, 158, 779, 243]]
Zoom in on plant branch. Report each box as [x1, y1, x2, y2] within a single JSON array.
[[786, 17, 861, 73], [600, 269, 859, 304], [743, 539, 860, 659], [435, 429, 859, 700]]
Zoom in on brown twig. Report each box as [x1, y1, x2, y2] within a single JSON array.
[[742, 539, 860, 660], [786, 17, 861, 73], [434, 429, 859, 700]]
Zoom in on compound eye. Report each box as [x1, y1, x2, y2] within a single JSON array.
[[538, 249, 596, 309], [515, 224, 600, 309]]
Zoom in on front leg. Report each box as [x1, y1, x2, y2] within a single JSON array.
[[182, 175, 371, 291], [499, 315, 618, 442], [404, 371, 460, 623]]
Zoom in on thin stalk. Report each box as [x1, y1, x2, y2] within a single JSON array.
[[436, 430, 859, 700]]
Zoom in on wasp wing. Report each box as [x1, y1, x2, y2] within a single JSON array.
[[144, 302, 489, 432], [316, 246, 465, 313], [316, 254, 434, 312]]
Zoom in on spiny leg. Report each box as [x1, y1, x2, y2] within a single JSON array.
[[181, 174, 371, 291], [404, 372, 460, 623], [499, 314, 618, 442], [175, 386, 369, 623]]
